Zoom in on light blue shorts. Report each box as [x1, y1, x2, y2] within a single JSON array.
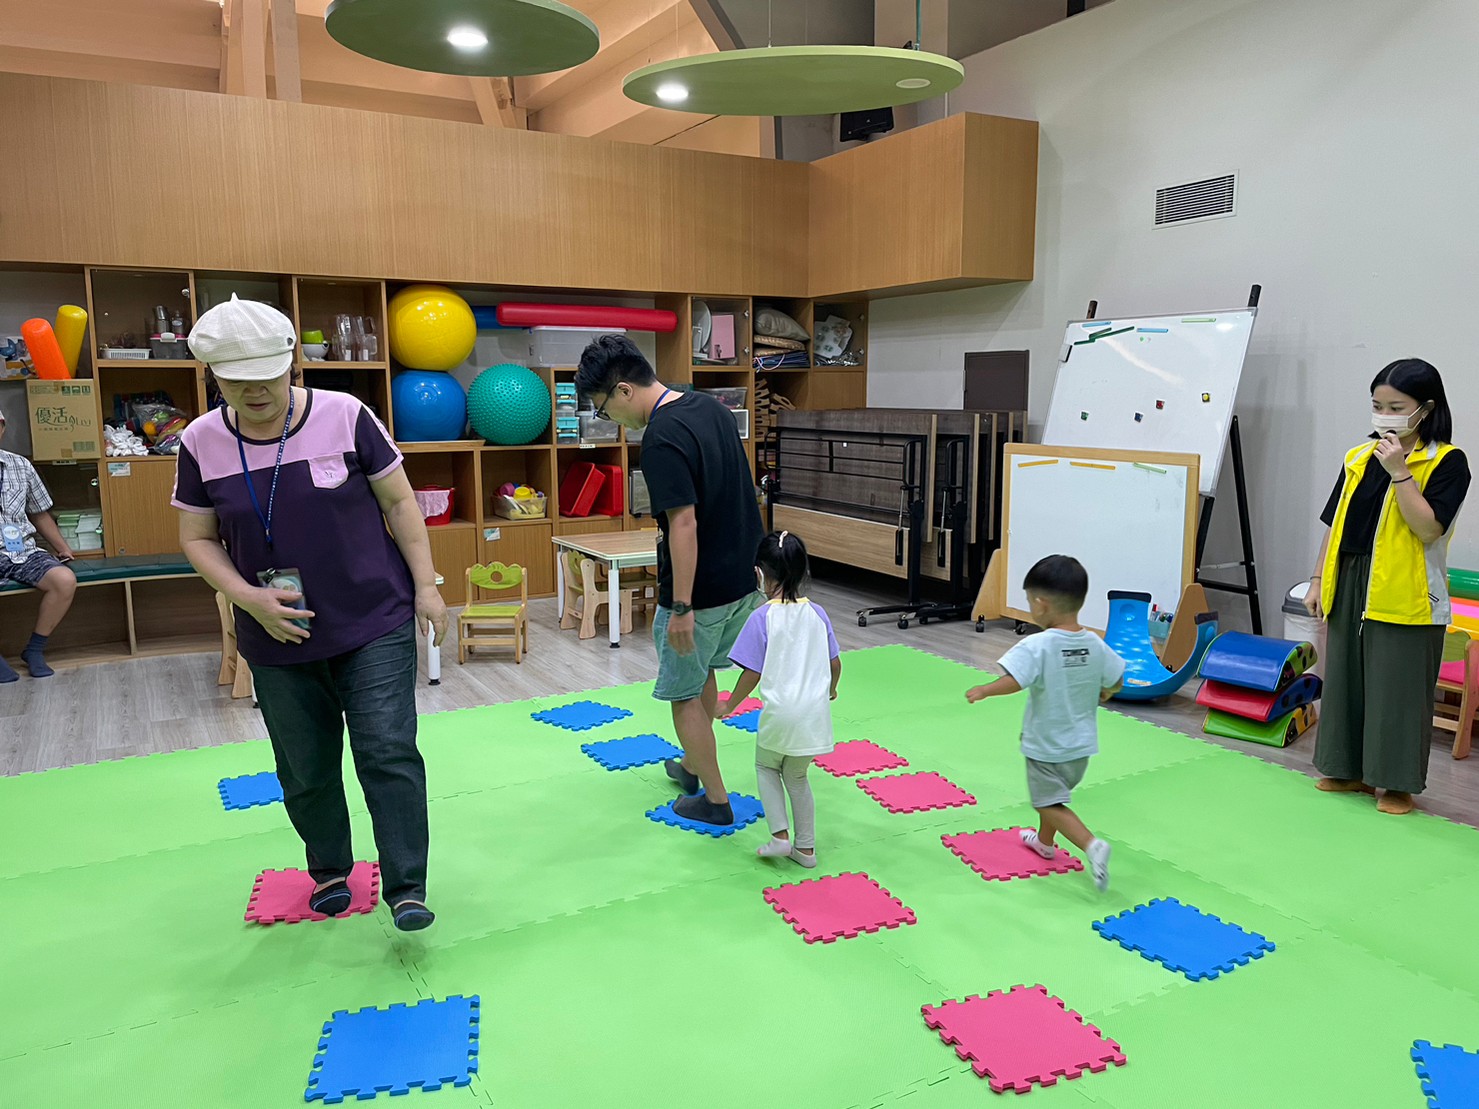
[[652, 592, 763, 703]]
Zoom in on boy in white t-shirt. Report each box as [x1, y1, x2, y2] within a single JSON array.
[[966, 555, 1124, 891], [723, 531, 842, 868]]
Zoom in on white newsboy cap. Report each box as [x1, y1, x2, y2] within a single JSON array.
[[188, 295, 296, 381]]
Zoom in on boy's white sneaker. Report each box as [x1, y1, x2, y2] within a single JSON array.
[[1087, 838, 1111, 892], [790, 848, 818, 869]]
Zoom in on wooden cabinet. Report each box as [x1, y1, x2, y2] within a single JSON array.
[[101, 459, 184, 557], [426, 524, 478, 606], [480, 523, 555, 598]]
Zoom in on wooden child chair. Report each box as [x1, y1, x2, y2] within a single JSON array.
[[1433, 626, 1479, 759], [559, 550, 657, 640], [458, 562, 529, 664]]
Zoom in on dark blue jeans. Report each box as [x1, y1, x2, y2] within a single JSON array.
[[252, 619, 428, 905]]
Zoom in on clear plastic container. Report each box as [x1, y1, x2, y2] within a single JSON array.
[[579, 414, 620, 443], [701, 386, 747, 409]]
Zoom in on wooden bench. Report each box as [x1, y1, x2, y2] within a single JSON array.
[[0, 555, 219, 668]]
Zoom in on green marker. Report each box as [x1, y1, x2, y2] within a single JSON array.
[[1134, 463, 1167, 474], [1182, 317, 1216, 323]]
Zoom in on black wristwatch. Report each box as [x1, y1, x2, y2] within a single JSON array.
[[670, 601, 693, 616]]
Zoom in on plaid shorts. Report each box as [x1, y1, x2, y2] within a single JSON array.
[[0, 550, 65, 587]]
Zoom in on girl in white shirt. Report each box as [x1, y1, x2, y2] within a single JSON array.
[[724, 531, 841, 867]]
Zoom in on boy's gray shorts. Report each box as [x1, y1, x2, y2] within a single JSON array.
[[1025, 756, 1089, 808]]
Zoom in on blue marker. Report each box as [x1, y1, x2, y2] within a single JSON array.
[[1082, 322, 1113, 329], [1137, 327, 1169, 333]]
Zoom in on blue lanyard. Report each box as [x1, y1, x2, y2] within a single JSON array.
[[651, 388, 674, 420], [233, 390, 295, 550]]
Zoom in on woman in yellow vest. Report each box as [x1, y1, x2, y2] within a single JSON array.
[[1304, 359, 1469, 814]]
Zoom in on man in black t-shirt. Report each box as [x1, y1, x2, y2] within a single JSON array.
[[577, 336, 763, 826]]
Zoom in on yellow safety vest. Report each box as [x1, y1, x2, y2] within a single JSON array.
[[1321, 439, 1457, 625]]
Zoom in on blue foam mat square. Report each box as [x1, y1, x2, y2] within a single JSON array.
[[721, 709, 761, 733], [307, 995, 480, 1104], [1413, 1040, 1479, 1109], [531, 701, 634, 732], [1093, 897, 1274, 981], [646, 792, 764, 837], [581, 733, 683, 771], [217, 771, 283, 811]]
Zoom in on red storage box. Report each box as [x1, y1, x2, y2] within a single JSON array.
[[559, 461, 606, 517], [591, 464, 624, 516]]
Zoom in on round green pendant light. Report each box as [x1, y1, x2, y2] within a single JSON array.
[[324, 0, 599, 78], [623, 45, 963, 117]]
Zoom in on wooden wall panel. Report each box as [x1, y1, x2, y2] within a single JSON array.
[[0, 74, 809, 296], [809, 113, 1038, 298], [0, 75, 1035, 301]]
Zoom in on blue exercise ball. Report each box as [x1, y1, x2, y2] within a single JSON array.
[[467, 363, 551, 446], [391, 371, 467, 442]]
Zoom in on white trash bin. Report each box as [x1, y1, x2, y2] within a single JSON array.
[[1282, 580, 1327, 679]]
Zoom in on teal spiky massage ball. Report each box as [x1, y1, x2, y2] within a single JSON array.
[[467, 363, 551, 446]]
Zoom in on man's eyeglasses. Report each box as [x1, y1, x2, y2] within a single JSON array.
[[594, 386, 622, 421]]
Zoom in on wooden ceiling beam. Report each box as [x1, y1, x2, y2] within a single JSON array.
[[469, 78, 528, 129], [270, 0, 302, 102], [516, 0, 685, 112]]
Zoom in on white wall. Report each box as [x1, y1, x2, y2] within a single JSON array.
[[868, 0, 1479, 630]]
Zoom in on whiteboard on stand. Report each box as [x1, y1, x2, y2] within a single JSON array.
[[1000, 445, 1200, 632], [1041, 309, 1256, 496]]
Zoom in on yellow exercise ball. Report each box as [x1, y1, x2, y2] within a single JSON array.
[[387, 285, 477, 371]]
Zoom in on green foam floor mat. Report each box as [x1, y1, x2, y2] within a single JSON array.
[[3, 644, 1477, 1107]]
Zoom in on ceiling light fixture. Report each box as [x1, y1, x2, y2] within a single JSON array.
[[446, 25, 489, 51], [325, 0, 598, 78], [655, 82, 689, 104]]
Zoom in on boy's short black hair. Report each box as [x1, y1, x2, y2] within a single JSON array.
[[1023, 555, 1088, 608], [575, 334, 657, 400]]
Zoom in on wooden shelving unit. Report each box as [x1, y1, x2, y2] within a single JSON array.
[[3, 263, 876, 658]]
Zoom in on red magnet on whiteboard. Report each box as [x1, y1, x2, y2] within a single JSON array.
[[1155, 400, 1165, 410]]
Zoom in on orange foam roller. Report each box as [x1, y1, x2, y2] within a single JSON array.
[[53, 305, 87, 375], [22, 319, 70, 380]]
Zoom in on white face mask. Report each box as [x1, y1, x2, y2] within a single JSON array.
[[1371, 407, 1425, 435]]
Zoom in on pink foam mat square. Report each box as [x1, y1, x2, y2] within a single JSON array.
[[245, 861, 380, 925], [814, 740, 909, 778], [717, 693, 764, 716], [922, 985, 1126, 1094], [857, 771, 976, 813], [762, 871, 917, 943], [942, 828, 1085, 881]]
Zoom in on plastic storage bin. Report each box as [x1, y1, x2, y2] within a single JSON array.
[[629, 469, 651, 515], [555, 383, 578, 414], [579, 414, 620, 443], [528, 327, 625, 368], [555, 415, 580, 444], [412, 485, 455, 526], [701, 386, 747, 410], [559, 461, 605, 517], [494, 492, 547, 520]]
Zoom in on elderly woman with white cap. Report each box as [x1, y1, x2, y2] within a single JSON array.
[[173, 297, 448, 931], [0, 404, 78, 681]]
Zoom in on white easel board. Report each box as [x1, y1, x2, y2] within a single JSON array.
[[1000, 444, 1200, 632], [1041, 308, 1256, 496]]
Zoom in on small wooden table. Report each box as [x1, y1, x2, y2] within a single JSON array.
[[552, 530, 659, 647]]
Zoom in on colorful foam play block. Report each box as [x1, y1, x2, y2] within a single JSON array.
[[1195, 674, 1322, 722], [1199, 631, 1318, 692], [1203, 704, 1318, 748]]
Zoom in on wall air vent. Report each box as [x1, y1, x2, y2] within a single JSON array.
[[1155, 173, 1237, 226]]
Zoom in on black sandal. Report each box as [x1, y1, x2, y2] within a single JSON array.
[[392, 900, 436, 932], [308, 878, 352, 916]]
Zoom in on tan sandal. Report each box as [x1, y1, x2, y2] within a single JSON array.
[[1316, 778, 1375, 795], [1377, 790, 1415, 815]]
